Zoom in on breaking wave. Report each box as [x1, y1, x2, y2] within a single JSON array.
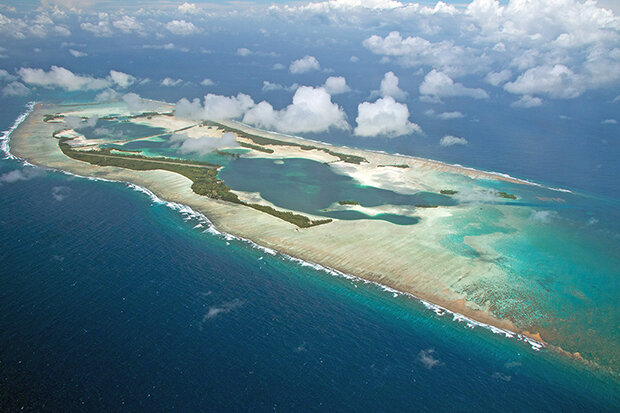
[[0, 101, 36, 160], [2, 104, 544, 353]]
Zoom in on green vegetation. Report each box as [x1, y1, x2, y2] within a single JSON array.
[[202, 120, 367, 164], [43, 114, 63, 122], [239, 142, 275, 153], [129, 112, 174, 119], [174, 125, 196, 132], [415, 204, 439, 208], [109, 147, 142, 154], [70, 145, 221, 167], [248, 204, 332, 228], [338, 200, 359, 205], [497, 191, 517, 200], [378, 164, 409, 169], [215, 150, 242, 159], [57, 137, 330, 228], [440, 189, 458, 195]]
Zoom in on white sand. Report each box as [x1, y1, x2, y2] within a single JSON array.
[[10, 101, 539, 340]]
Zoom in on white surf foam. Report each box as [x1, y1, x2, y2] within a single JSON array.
[[40, 164, 552, 353], [0, 101, 36, 160], [1, 104, 545, 353]]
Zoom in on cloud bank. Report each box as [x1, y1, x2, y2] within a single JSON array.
[[243, 86, 349, 133], [420, 70, 489, 100], [354, 96, 420, 137], [175, 93, 255, 120], [18, 66, 135, 91], [170, 132, 238, 155]]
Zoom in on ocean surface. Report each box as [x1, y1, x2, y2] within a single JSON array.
[[1, 95, 619, 411]]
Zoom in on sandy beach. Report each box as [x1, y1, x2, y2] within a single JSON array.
[[10, 101, 545, 349]]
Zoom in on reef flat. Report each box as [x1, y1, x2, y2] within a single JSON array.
[[11, 100, 619, 373]]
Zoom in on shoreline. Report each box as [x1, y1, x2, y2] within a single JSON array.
[[224, 119, 573, 194], [32, 161, 548, 353], [2, 102, 548, 348], [11, 101, 619, 376]]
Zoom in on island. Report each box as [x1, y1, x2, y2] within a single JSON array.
[[11, 99, 603, 366]]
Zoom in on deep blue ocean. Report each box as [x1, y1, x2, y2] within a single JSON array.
[[1, 11, 620, 408], [1, 96, 619, 411]]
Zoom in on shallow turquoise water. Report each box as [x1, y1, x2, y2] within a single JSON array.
[[219, 157, 456, 224], [75, 118, 167, 141], [103, 137, 244, 166], [0, 156, 617, 411], [436, 178, 620, 368], [1, 100, 618, 410]]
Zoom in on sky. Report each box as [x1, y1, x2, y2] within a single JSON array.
[[0, 0, 619, 193]]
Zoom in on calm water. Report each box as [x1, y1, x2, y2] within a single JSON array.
[[1, 100, 619, 410], [1, 160, 618, 411], [74, 118, 166, 141], [219, 157, 455, 224]]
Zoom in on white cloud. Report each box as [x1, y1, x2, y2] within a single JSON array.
[[80, 21, 113, 37], [511, 95, 543, 108], [64, 115, 98, 129], [504, 64, 584, 99], [122, 93, 162, 112], [95, 88, 119, 102], [454, 189, 501, 204], [467, 0, 618, 49], [485, 69, 512, 86], [272, 63, 286, 70], [269, 0, 406, 24], [243, 86, 349, 133], [0, 12, 71, 39], [112, 15, 143, 34], [202, 299, 243, 321], [378, 71, 407, 101], [2, 81, 29, 97], [289, 55, 320, 74], [19, 67, 135, 91], [363, 31, 483, 77], [262, 81, 298, 92], [0, 167, 43, 185], [262, 81, 282, 91], [54, 25, 71, 36], [69, 49, 87, 57], [161, 77, 183, 87], [51, 186, 70, 202], [178, 2, 200, 14], [200, 78, 215, 86], [530, 210, 558, 224], [176, 93, 255, 120], [354, 96, 420, 137], [350, 56, 360, 63], [440, 135, 468, 146], [165, 20, 199, 36], [143, 43, 177, 51], [236, 47, 252, 56], [425, 109, 464, 119], [420, 70, 489, 100], [352, 1, 620, 99], [418, 349, 441, 370], [170, 132, 238, 155], [0, 69, 17, 82], [323, 76, 350, 95], [19, 66, 107, 91], [109, 70, 135, 88], [602, 119, 617, 124]]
